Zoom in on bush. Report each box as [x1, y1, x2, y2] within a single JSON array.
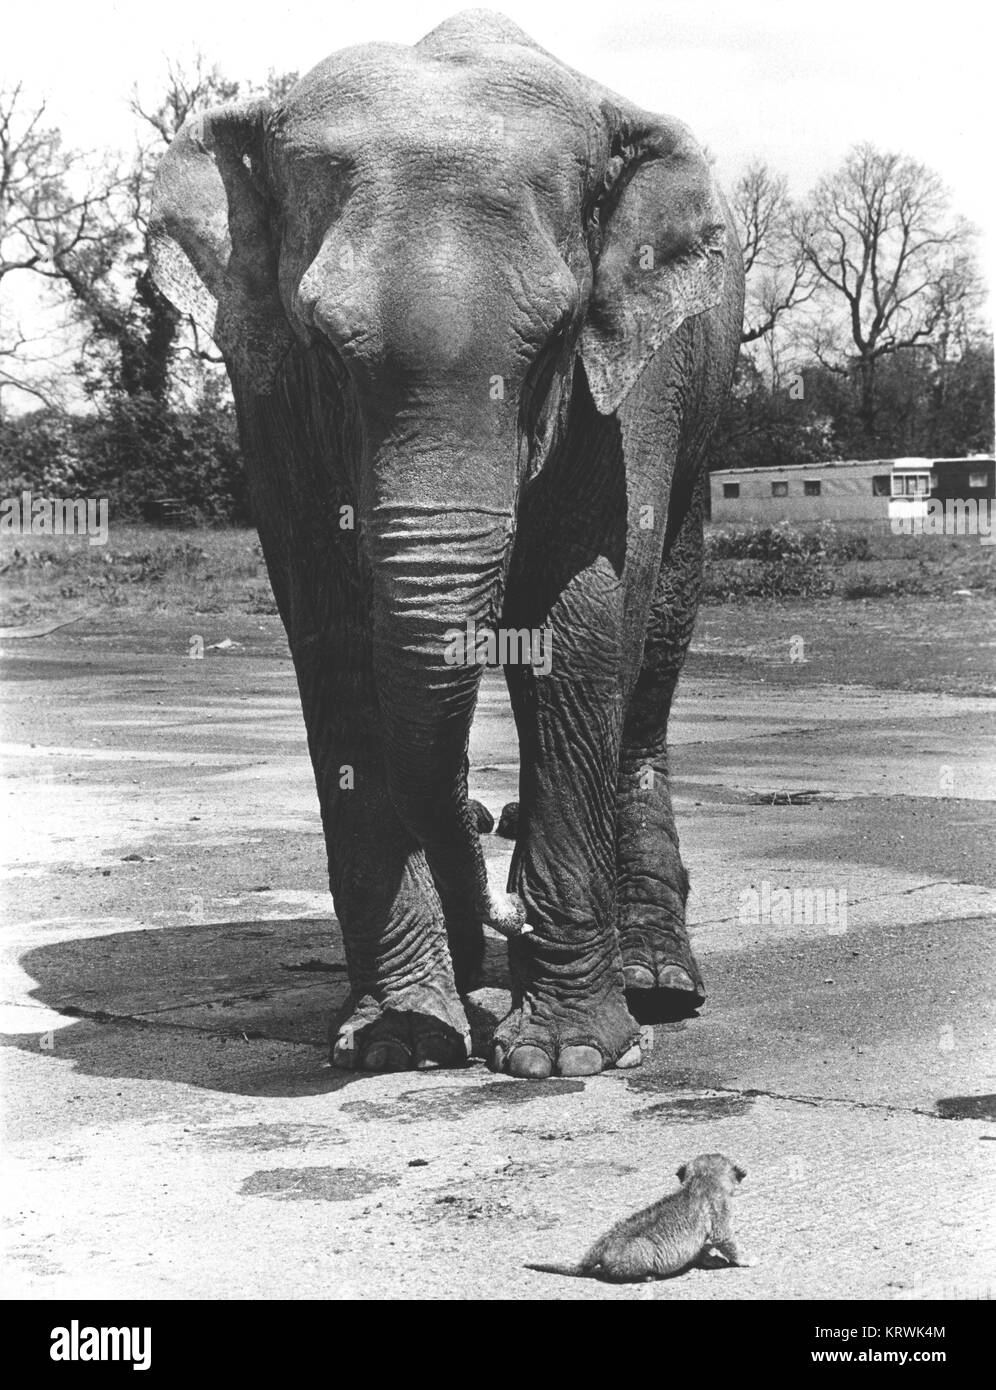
[[704, 519, 877, 563], [703, 519, 994, 601], [0, 409, 90, 495], [0, 386, 250, 525], [702, 556, 834, 600]]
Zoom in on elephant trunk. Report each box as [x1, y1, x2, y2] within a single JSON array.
[[368, 501, 526, 943]]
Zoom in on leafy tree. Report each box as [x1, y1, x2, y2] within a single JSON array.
[[709, 357, 836, 474], [3, 61, 298, 410], [1, 63, 298, 523]]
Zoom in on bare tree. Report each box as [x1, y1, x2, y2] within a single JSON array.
[[45, 58, 249, 399], [732, 160, 811, 350], [796, 143, 984, 438], [0, 84, 122, 414]]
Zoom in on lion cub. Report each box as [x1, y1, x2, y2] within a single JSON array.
[[527, 1153, 749, 1282]]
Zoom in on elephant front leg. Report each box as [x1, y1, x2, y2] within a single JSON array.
[[616, 480, 706, 1020], [326, 797, 472, 1072], [496, 641, 641, 1078], [294, 644, 471, 1072], [617, 731, 703, 1016]]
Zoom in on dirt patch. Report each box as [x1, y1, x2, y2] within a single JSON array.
[[935, 1095, 996, 1121], [415, 1155, 638, 1228], [421, 1191, 526, 1224], [634, 1093, 755, 1122], [188, 1123, 346, 1151], [744, 789, 831, 806], [341, 1078, 585, 1124], [240, 1166, 398, 1201], [621, 1073, 724, 1095], [691, 597, 996, 697], [494, 1158, 638, 1180]]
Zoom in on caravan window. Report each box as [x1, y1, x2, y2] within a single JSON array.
[[804, 480, 821, 496], [872, 475, 890, 496], [893, 474, 930, 496], [771, 481, 788, 497], [723, 483, 740, 499]]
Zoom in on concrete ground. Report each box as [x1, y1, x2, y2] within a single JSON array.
[[1, 607, 994, 1300]]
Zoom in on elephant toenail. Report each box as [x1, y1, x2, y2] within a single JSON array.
[[623, 964, 656, 991], [557, 1045, 603, 1076], [658, 965, 696, 992], [615, 1043, 643, 1069], [363, 1041, 411, 1071], [508, 1045, 553, 1079]]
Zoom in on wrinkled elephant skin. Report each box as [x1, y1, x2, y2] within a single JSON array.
[[149, 10, 744, 1077]]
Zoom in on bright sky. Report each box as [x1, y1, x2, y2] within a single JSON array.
[[4, 0, 995, 276]]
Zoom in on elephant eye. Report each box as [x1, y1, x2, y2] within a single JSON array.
[[586, 148, 632, 245], [603, 155, 625, 192]]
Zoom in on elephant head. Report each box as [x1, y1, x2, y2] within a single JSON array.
[[149, 10, 732, 945]]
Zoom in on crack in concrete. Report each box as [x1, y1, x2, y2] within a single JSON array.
[[37, 1001, 312, 1046], [12, 1005, 979, 1128], [733, 1084, 955, 1122]]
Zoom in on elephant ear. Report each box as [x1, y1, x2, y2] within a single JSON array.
[[581, 112, 729, 414], [149, 99, 292, 392]]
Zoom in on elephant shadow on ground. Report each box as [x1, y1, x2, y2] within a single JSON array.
[[7, 917, 514, 1098]]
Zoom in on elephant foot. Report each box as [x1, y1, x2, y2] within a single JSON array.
[[620, 919, 705, 1023], [490, 992, 642, 1078], [330, 981, 472, 1072], [468, 798, 495, 834]]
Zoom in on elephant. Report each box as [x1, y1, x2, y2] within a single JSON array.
[[149, 9, 744, 1079]]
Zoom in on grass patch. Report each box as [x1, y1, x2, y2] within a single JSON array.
[[2, 519, 993, 627], [704, 520, 995, 601], [0, 526, 274, 626]]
